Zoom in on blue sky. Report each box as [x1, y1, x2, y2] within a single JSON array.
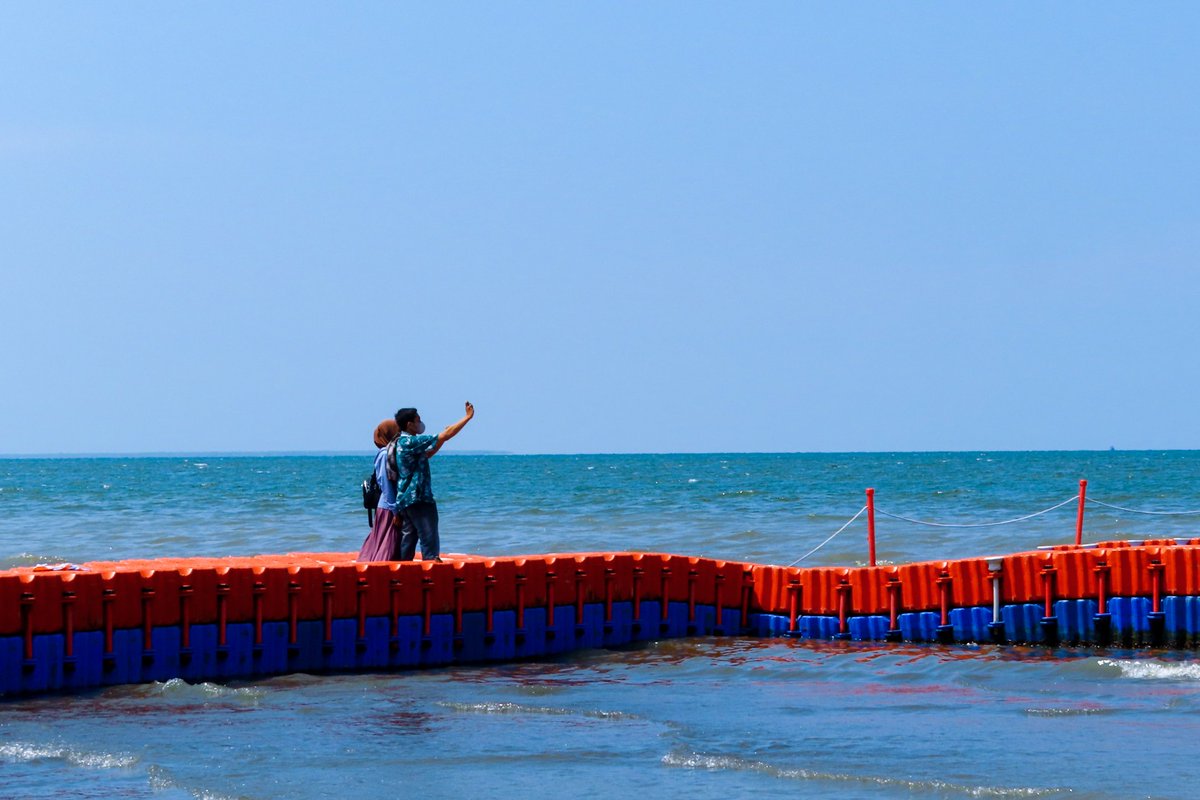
[[2, 4, 1197, 455]]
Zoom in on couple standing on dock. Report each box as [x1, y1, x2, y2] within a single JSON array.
[[358, 402, 475, 563]]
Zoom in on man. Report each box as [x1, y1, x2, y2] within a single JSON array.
[[391, 401, 475, 561]]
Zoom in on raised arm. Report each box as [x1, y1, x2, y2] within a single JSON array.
[[428, 402, 474, 457]]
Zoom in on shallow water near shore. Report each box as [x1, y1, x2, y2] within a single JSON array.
[[3, 451, 1200, 798]]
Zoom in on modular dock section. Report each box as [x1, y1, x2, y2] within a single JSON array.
[[4, 541, 1200, 696]]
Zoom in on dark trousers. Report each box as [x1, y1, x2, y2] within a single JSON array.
[[398, 501, 440, 561]]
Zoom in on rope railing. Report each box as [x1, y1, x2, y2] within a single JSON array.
[[788, 506, 867, 567], [874, 495, 1080, 529], [789, 480, 1200, 568], [1086, 498, 1200, 516]]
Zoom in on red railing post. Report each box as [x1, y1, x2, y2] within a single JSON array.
[[322, 580, 334, 645], [632, 568, 643, 622], [62, 591, 76, 658], [287, 581, 300, 645], [603, 569, 614, 624], [217, 583, 230, 648], [142, 587, 156, 653], [20, 592, 35, 661], [389, 578, 401, 639], [515, 573, 527, 630], [836, 579, 850, 635], [687, 569, 697, 624], [253, 582, 265, 646], [937, 571, 951, 627], [101, 587, 115, 658], [887, 579, 899, 632], [421, 575, 434, 637], [1095, 562, 1109, 615], [787, 579, 800, 634], [866, 488, 877, 567], [660, 567, 671, 622], [546, 570, 557, 629], [1041, 564, 1055, 619], [575, 569, 587, 626], [740, 569, 754, 629], [485, 574, 496, 634], [1150, 561, 1163, 614], [1075, 479, 1087, 546], [454, 575, 465, 636], [180, 584, 194, 650], [356, 577, 368, 640]]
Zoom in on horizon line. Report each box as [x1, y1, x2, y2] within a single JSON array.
[[0, 447, 1193, 459]]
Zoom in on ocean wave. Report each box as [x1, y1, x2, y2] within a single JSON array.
[[0, 741, 139, 770], [661, 750, 1063, 796], [125, 677, 266, 701], [0, 552, 70, 569], [148, 765, 250, 800], [438, 701, 639, 721], [1097, 658, 1200, 681], [728, 529, 767, 542], [1024, 706, 1114, 717]]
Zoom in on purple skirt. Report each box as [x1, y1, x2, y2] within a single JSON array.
[[357, 507, 400, 561]]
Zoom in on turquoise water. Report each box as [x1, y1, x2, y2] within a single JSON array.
[[3, 451, 1200, 798]]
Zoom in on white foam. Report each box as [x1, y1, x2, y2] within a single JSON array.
[[1024, 707, 1112, 717], [661, 750, 1057, 796], [0, 741, 138, 770], [440, 701, 637, 721], [1098, 658, 1200, 681], [664, 752, 752, 771], [148, 765, 244, 800], [140, 677, 265, 700]]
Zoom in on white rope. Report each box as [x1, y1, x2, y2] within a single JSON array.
[[1087, 497, 1200, 516], [874, 495, 1079, 529], [788, 506, 867, 566]]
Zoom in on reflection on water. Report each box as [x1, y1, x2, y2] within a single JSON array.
[[3, 637, 1200, 799]]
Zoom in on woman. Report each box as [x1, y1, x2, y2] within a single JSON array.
[[357, 418, 401, 561]]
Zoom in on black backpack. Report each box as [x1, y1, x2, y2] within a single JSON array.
[[361, 472, 382, 527], [361, 440, 413, 527]]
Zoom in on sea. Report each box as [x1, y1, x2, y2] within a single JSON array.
[[3, 450, 1200, 799]]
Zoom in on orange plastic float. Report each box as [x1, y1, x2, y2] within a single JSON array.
[[5, 542, 1200, 696]]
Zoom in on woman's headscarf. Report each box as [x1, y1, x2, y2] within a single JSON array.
[[373, 419, 400, 448]]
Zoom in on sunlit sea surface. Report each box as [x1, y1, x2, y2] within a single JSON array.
[[3, 451, 1200, 799]]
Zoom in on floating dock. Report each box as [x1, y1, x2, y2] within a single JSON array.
[[4, 540, 1200, 697]]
